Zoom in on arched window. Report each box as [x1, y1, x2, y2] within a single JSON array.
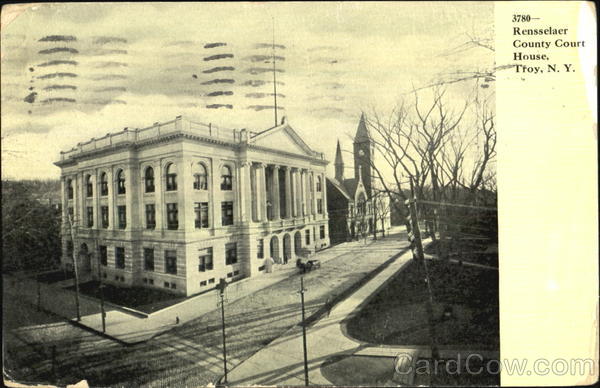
[[100, 172, 108, 196], [193, 163, 208, 190], [145, 167, 155, 193], [165, 163, 177, 191], [85, 175, 93, 197], [316, 176, 322, 192], [117, 170, 126, 194], [220, 165, 232, 190], [67, 178, 74, 200]]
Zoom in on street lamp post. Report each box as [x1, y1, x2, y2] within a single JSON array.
[[299, 277, 309, 386], [95, 252, 106, 333], [216, 278, 229, 385]]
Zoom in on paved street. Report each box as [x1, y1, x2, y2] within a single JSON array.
[[4, 227, 408, 387]]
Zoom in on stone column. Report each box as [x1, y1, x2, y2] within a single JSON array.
[[284, 167, 292, 219], [93, 169, 100, 229], [107, 169, 115, 230], [181, 159, 195, 231], [300, 169, 306, 217], [259, 163, 268, 222], [291, 168, 298, 218], [250, 163, 258, 222], [311, 171, 317, 216], [239, 161, 252, 223], [75, 172, 87, 228], [272, 165, 280, 220], [154, 160, 164, 233]]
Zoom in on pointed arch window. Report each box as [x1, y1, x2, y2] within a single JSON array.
[[145, 167, 155, 193]]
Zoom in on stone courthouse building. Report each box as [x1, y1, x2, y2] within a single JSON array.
[[55, 115, 330, 296]]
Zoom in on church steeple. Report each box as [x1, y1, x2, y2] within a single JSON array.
[[354, 113, 370, 143], [353, 113, 374, 196], [334, 139, 344, 181]]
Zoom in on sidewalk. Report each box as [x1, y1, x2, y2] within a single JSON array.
[[225, 245, 500, 386], [225, 246, 414, 386]]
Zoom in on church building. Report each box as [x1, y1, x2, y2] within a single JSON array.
[[326, 114, 389, 244]]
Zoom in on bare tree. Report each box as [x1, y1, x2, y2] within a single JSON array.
[[67, 212, 81, 321]]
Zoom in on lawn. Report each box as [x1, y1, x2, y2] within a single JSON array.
[[35, 270, 74, 284], [424, 239, 498, 267], [66, 281, 186, 313], [345, 258, 499, 349]]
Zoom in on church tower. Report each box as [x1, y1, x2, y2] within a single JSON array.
[[353, 113, 374, 196], [334, 139, 344, 181]]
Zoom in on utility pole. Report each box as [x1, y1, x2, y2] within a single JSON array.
[[217, 278, 229, 385], [96, 252, 106, 333], [67, 213, 81, 321], [406, 198, 439, 360], [299, 277, 309, 386]]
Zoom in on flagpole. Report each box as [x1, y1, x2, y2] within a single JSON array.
[[272, 17, 278, 127]]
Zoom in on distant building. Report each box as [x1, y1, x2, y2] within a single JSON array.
[[326, 114, 390, 244], [55, 115, 330, 296]]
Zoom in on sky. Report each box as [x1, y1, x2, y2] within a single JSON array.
[[1, 2, 494, 179]]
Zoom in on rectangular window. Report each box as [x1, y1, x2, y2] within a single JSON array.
[[146, 204, 156, 230], [170, 282, 176, 289], [194, 202, 209, 229], [117, 206, 126, 229], [199, 248, 213, 272], [200, 280, 207, 286], [115, 247, 125, 269], [167, 203, 178, 230], [164, 281, 169, 288], [68, 207, 74, 222], [194, 174, 208, 190], [165, 250, 177, 274], [67, 240, 73, 256], [86, 206, 94, 227], [305, 229, 310, 245], [257, 239, 264, 259], [320, 225, 326, 239], [144, 248, 154, 271], [101, 206, 109, 228], [225, 243, 237, 265], [208, 278, 215, 284], [221, 201, 234, 226], [99, 245, 107, 266], [67, 184, 74, 200], [86, 181, 93, 198], [317, 199, 323, 214], [166, 174, 177, 191], [145, 176, 155, 193], [101, 180, 108, 196]]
